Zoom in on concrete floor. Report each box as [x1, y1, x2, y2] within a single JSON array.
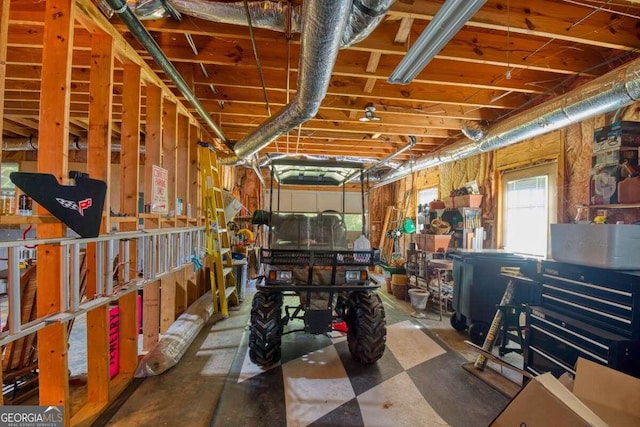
[[90, 275, 521, 426]]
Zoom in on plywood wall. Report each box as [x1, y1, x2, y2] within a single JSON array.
[[369, 184, 395, 249]]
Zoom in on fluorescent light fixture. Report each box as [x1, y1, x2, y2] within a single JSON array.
[[388, 0, 487, 85]]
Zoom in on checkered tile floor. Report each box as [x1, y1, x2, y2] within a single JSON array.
[[211, 292, 508, 427]]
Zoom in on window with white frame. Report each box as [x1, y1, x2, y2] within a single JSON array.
[[417, 187, 438, 230], [502, 163, 557, 257]]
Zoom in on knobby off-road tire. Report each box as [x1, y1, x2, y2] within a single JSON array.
[[346, 292, 386, 364], [249, 291, 283, 366], [449, 311, 467, 331]]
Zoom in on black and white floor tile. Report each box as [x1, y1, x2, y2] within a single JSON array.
[[211, 293, 508, 427]]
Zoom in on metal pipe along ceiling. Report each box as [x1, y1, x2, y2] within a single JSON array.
[[105, 0, 232, 150], [376, 57, 640, 188]]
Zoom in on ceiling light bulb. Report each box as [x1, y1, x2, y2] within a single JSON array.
[[505, 69, 512, 80]]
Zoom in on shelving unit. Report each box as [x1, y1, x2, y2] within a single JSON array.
[[586, 202, 640, 223]]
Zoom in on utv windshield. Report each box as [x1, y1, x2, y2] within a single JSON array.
[[270, 211, 347, 250]]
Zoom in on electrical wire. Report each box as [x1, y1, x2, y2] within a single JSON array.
[[242, 0, 271, 117]]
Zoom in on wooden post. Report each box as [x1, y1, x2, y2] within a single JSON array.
[[36, 0, 74, 418], [142, 83, 162, 349], [0, 0, 9, 167], [144, 83, 162, 212], [162, 98, 178, 223], [177, 114, 189, 219], [160, 273, 177, 333], [118, 61, 142, 378], [86, 29, 114, 406], [142, 281, 160, 351], [189, 124, 200, 224], [0, 0, 10, 404], [120, 63, 142, 220]]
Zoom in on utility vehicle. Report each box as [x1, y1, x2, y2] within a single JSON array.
[[249, 160, 386, 366]]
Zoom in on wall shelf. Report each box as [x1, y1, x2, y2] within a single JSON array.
[[108, 217, 138, 223], [589, 203, 640, 209], [0, 215, 60, 225]]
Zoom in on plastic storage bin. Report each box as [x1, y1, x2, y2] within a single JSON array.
[[550, 224, 640, 269], [233, 259, 248, 300], [449, 249, 531, 345]]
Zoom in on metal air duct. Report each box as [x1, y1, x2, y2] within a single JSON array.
[[168, 0, 395, 161], [231, 0, 352, 160], [107, 0, 395, 162], [167, 0, 393, 48], [375, 57, 640, 188]]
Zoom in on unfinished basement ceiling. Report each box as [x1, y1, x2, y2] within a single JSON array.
[[4, 0, 640, 171]]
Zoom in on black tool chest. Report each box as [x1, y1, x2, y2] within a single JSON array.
[[525, 260, 640, 378]]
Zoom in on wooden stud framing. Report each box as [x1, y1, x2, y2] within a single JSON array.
[[0, 0, 9, 166], [177, 114, 189, 214], [142, 82, 162, 350], [36, 0, 74, 418], [142, 280, 160, 352], [85, 29, 114, 409], [160, 273, 177, 333], [120, 63, 142, 219], [0, 0, 10, 404], [116, 61, 142, 380], [189, 124, 200, 222], [144, 83, 162, 208], [0, 0, 218, 419], [176, 114, 189, 314], [160, 99, 178, 324], [162, 98, 178, 220]]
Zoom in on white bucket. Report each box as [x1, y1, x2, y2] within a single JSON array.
[[408, 288, 429, 318]]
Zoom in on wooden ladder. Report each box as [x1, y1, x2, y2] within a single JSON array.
[[198, 142, 238, 316]]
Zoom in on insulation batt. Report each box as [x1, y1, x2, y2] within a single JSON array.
[[135, 292, 214, 377]]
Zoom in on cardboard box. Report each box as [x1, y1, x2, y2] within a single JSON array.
[[593, 147, 639, 168], [590, 163, 621, 204], [618, 176, 640, 203], [491, 358, 640, 427], [594, 121, 640, 153], [415, 233, 451, 252], [443, 194, 483, 209]]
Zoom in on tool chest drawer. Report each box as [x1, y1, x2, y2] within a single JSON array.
[[541, 261, 640, 338], [525, 306, 640, 378]]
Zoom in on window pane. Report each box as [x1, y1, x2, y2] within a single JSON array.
[[418, 188, 438, 206], [504, 176, 548, 256], [1, 163, 18, 191], [417, 187, 438, 231]]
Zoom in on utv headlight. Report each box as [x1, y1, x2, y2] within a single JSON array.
[[345, 270, 368, 282], [268, 270, 293, 283]]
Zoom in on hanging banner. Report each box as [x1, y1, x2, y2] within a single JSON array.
[[151, 165, 169, 214]]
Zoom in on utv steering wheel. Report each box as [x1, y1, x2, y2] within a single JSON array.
[[318, 210, 346, 230]]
